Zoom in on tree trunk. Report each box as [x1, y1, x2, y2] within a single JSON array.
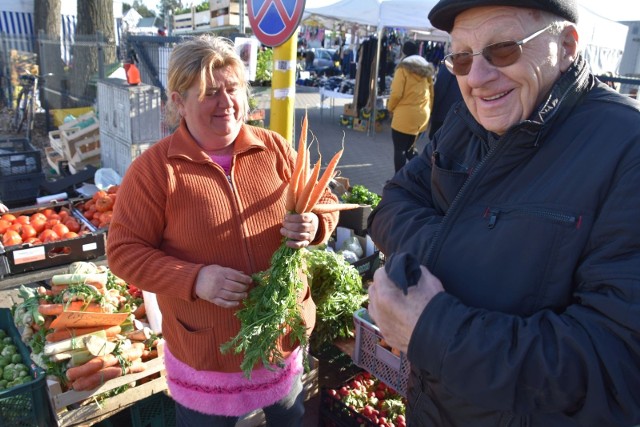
[[33, 0, 67, 108], [73, 0, 116, 100]]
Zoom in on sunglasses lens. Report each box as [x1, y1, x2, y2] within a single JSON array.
[[484, 41, 521, 67], [446, 53, 473, 76]]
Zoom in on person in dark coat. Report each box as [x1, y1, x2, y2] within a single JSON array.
[[366, 0, 640, 426], [428, 62, 462, 139]]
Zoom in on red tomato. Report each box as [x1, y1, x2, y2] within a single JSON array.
[[15, 215, 30, 225], [30, 212, 47, 223], [39, 229, 59, 243], [31, 218, 46, 233], [52, 223, 70, 238], [21, 224, 37, 240], [1, 213, 16, 222], [2, 230, 22, 246], [0, 219, 11, 234]]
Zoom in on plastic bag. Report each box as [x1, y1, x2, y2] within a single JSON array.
[[94, 168, 122, 190], [341, 236, 364, 258]]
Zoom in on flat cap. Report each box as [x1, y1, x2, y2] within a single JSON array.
[[428, 0, 579, 32]]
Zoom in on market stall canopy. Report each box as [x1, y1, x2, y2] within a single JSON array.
[[304, 0, 440, 30], [578, 4, 629, 74]]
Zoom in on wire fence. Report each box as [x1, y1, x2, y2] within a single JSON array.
[[0, 31, 191, 134]]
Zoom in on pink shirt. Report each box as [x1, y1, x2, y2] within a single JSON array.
[[209, 153, 233, 175]]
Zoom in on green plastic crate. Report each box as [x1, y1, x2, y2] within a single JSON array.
[[0, 308, 55, 427], [130, 392, 176, 427]]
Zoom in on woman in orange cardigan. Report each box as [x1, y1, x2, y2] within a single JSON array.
[[107, 35, 338, 426]]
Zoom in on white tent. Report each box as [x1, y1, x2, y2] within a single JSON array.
[[578, 5, 629, 74], [305, 0, 442, 134], [305, 0, 439, 31]]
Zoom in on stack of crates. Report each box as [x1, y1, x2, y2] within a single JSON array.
[[0, 137, 44, 207], [97, 78, 162, 178]]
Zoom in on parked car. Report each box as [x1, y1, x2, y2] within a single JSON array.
[[304, 48, 340, 75]]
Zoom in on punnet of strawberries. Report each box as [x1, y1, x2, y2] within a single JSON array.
[[322, 371, 406, 427]]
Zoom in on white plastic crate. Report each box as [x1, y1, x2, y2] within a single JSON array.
[[352, 308, 410, 397], [100, 130, 154, 178], [97, 78, 162, 144]]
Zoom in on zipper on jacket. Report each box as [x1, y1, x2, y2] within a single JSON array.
[[484, 207, 578, 229], [487, 209, 499, 229], [226, 174, 233, 190]]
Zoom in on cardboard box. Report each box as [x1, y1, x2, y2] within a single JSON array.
[[338, 205, 372, 236], [352, 118, 384, 133], [343, 102, 357, 117]]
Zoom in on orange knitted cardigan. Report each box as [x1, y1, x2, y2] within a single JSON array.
[[107, 121, 338, 372]]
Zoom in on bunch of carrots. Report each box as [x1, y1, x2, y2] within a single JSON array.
[[221, 113, 357, 378], [13, 262, 160, 392]]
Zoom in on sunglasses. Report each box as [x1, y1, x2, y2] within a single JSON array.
[[443, 24, 553, 76]]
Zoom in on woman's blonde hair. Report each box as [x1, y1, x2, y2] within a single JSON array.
[[165, 35, 251, 127]]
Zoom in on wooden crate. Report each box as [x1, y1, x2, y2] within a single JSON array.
[[48, 345, 168, 427], [59, 112, 100, 161], [48, 130, 64, 157], [45, 146, 66, 175]]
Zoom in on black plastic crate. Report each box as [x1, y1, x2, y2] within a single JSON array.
[[319, 387, 376, 427], [0, 172, 44, 206], [337, 205, 372, 236], [318, 373, 407, 427], [0, 137, 41, 178], [0, 201, 106, 278], [0, 308, 55, 427]]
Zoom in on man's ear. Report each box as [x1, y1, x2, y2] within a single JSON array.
[[559, 25, 579, 72]]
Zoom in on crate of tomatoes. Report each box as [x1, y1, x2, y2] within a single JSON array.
[[319, 371, 406, 427], [0, 202, 106, 278], [72, 185, 119, 231]]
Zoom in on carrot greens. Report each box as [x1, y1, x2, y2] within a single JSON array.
[[220, 112, 358, 378]]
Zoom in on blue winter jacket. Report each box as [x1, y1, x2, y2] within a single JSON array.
[[368, 55, 640, 426]]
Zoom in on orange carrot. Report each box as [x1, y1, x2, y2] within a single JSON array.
[[286, 113, 309, 212], [295, 159, 322, 213], [38, 302, 108, 316], [141, 349, 158, 361], [67, 354, 118, 382], [311, 203, 361, 214], [46, 325, 121, 343], [66, 342, 144, 381], [132, 302, 146, 319], [71, 366, 123, 391], [50, 284, 68, 296], [305, 148, 344, 212]]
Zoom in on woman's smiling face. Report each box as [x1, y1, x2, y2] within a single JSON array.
[[177, 66, 245, 148], [450, 7, 569, 135]]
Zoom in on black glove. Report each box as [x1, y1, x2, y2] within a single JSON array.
[[384, 252, 422, 295]]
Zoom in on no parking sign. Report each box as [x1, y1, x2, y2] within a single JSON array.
[[247, 0, 306, 47]]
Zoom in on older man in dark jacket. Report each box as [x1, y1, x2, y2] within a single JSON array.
[[367, 0, 640, 426]]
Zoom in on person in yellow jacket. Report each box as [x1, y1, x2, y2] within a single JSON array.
[[388, 40, 435, 172]]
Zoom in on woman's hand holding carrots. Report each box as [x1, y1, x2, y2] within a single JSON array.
[[281, 212, 319, 249]]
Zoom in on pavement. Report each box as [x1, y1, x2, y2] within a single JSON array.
[[0, 84, 418, 426]]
